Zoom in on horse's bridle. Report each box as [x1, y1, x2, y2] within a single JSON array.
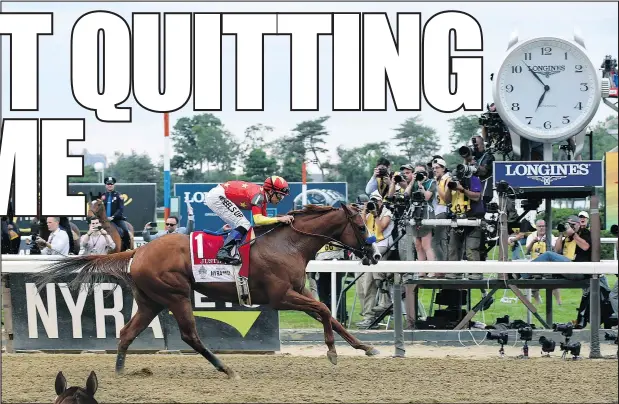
[[288, 205, 372, 258]]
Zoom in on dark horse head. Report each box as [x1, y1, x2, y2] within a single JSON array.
[[54, 371, 98, 404]]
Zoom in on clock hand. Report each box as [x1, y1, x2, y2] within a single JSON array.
[[522, 61, 547, 87], [536, 87, 548, 112]]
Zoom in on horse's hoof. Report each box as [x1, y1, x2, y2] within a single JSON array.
[[327, 351, 338, 365], [365, 347, 380, 357]]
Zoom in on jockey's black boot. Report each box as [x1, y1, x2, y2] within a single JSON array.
[[216, 228, 245, 265]]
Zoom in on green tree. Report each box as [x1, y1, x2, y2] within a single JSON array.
[[327, 142, 393, 200], [240, 124, 272, 160], [392, 116, 439, 164], [106, 151, 158, 183], [267, 135, 306, 182], [242, 148, 279, 182], [171, 113, 239, 175], [288, 116, 331, 178], [69, 165, 100, 183]]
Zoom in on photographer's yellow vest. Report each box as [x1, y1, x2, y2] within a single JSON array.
[[562, 237, 577, 260], [376, 177, 389, 198], [450, 190, 470, 215], [437, 176, 449, 206], [530, 240, 547, 259], [365, 213, 385, 242]]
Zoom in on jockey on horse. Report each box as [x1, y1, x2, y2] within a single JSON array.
[[204, 175, 294, 268], [102, 176, 131, 251]]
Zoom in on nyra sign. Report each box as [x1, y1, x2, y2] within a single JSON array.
[[494, 161, 604, 188]]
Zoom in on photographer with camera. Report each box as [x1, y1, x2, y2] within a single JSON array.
[[80, 217, 116, 255], [387, 163, 414, 199], [431, 158, 451, 264], [404, 164, 437, 275], [355, 190, 394, 328], [365, 157, 392, 199], [459, 135, 495, 204], [443, 162, 485, 279]]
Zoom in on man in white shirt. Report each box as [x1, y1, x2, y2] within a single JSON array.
[[81, 217, 116, 255], [36, 217, 70, 255]]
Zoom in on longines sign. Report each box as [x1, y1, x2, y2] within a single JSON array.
[[494, 161, 604, 188]]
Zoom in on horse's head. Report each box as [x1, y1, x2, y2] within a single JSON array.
[[87, 194, 105, 221], [54, 371, 98, 404], [289, 204, 380, 265], [337, 204, 382, 265]]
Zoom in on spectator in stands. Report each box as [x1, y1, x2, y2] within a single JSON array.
[[578, 211, 589, 229], [143, 203, 195, 242], [365, 157, 392, 199], [356, 190, 394, 328], [35, 217, 70, 255], [404, 163, 437, 277], [521, 219, 561, 304], [81, 217, 115, 255], [443, 166, 485, 279], [431, 158, 450, 266]]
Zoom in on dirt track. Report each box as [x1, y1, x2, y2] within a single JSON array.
[[2, 344, 618, 403]]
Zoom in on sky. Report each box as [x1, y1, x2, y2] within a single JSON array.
[[2, 1, 618, 175]]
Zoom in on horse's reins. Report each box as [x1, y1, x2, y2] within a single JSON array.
[[288, 207, 368, 256]]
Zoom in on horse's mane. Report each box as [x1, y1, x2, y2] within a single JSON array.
[[252, 205, 342, 236], [287, 204, 338, 216]]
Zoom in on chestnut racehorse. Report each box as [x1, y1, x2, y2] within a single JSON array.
[[87, 198, 135, 252], [34, 204, 381, 379]]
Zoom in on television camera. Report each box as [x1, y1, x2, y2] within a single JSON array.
[[477, 103, 513, 158]]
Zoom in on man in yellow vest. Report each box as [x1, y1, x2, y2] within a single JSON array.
[[356, 190, 394, 329], [522, 219, 560, 305]]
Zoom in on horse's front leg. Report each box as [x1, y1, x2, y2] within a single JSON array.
[[272, 288, 338, 365], [299, 288, 380, 357]]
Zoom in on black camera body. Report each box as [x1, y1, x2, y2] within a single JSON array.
[[553, 322, 574, 337], [610, 224, 618, 236], [377, 167, 389, 177], [560, 341, 581, 357], [518, 326, 533, 342], [557, 222, 576, 233], [478, 106, 513, 156], [366, 201, 377, 212], [487, 331, 508, 345], [393, 173, 404, 183], [415, 171, 428, 182]]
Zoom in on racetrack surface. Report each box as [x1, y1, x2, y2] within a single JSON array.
[[2, 344, 618, 403]]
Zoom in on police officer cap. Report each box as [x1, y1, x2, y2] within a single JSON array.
[[104, 177, 116, 185]]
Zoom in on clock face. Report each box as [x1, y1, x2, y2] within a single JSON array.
[[495, 38, 599, 142]]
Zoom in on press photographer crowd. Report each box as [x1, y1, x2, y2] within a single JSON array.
[[311, 105, 619, 331]]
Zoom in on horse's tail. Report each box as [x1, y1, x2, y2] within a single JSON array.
[[32, 250, 136, 295]]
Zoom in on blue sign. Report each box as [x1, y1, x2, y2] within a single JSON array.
[[174, 182, 348, 232], [493, 160, 604, 188]]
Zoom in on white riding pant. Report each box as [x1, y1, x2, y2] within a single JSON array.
[[204, 185, 251, 231]]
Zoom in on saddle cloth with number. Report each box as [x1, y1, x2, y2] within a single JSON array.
[[189, 230, 253, 282]]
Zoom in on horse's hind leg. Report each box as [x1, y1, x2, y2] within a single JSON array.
[[168, 297, 239, 380], [273, 289, 338, 364], [300, 288, 380, 357], [116, 296, 163, 374]]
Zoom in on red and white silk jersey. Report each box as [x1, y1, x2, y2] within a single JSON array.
[[221, 181, 267, 216]]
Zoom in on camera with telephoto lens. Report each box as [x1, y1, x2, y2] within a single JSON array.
[[557, 222, 576, 233], [366, 201, 377, 212], [393, 172, 404, 183], [415, 171, 428, 182], [478, 103, 513, 155], [377, 167, 389, 177]]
